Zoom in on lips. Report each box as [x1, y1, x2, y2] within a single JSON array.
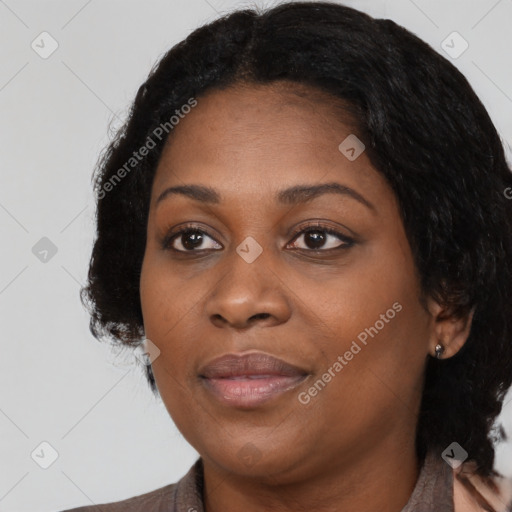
[[198, 352, 309, 408], [198, 352, 308, 379]]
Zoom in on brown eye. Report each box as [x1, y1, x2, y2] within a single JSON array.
[[303, 230, 327, 249], [166, 229, 222, 252], [288, 227, 354, 251]]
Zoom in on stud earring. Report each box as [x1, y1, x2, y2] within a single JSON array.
[[435, 343, 445, 359]]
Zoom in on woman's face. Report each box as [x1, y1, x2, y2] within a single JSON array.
[[140, 82, 434, 480]]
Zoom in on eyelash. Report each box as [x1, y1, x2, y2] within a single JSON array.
[[161, 222, 355, 254], [288, 222, 355, 252]]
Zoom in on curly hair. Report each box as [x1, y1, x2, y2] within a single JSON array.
[[80, 1, 512, 480]]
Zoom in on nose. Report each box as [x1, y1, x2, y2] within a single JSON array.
[[205, 250, 292, 330]]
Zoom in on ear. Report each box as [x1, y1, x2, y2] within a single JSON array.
[[425, 298, 475, 359]]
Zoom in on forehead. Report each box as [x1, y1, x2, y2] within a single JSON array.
[[150, 81, 385, 204], [161, 81, 355, 149]]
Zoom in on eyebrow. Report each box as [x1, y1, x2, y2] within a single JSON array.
[[156, 182, 375, 212]]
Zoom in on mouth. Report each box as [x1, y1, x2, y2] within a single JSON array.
[[200, 374, 309, 408], [198, 352, 310, 408]]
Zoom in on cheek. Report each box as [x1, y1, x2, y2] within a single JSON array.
[[140, 254, 204, 337], [139, 258, 196, 387], [140, 262, 199, 430], [295, 231, 429, 354], [299, 238, 429, 405]]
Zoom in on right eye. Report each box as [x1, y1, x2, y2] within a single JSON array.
[[163, 228, 223, 252]]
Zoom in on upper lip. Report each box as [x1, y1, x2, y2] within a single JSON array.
[[199, 352, 309, 379]]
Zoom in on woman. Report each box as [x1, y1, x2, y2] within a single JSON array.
[[62, 1, 512, 511]]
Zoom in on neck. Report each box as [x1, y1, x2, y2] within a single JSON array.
[[201, 438, 421, 512]]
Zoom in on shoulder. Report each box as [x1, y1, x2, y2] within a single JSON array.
[[58, 456, 203, 512], [453, 459, 512, 512], [58, 481, 177, 512]]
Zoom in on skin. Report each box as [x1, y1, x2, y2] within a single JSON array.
[[139, 81, 474, 512]]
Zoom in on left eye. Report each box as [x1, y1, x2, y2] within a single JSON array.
[[287, 228, 352, 250]]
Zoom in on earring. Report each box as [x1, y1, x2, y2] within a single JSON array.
[[435, 343, 445, 359]]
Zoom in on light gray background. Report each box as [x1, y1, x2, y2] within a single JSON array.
[[1, 1, 511, 511]]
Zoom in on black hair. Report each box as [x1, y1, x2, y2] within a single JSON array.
[[80, 1, 512, 480]]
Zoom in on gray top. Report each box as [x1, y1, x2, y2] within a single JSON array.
[[402, 450, 454, 512], [60, 450, 453, 511]]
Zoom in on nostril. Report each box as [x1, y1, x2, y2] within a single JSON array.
[[209, 312, 273, 328], [250, 313, 270, 321]]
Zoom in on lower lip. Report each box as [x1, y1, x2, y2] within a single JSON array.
[[200, 374, 308, 408]]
